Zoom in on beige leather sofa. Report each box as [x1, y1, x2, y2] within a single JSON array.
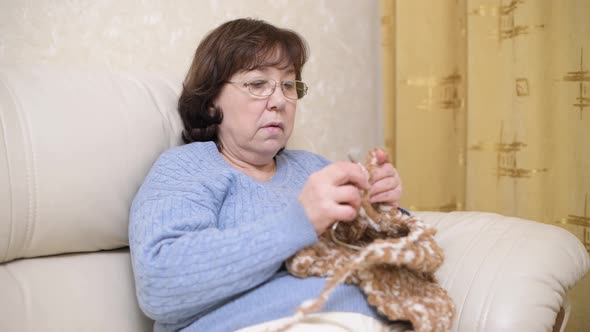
[[1, 67, 588, 332]]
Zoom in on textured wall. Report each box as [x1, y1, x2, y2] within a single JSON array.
[[0, 0, 383, 161]]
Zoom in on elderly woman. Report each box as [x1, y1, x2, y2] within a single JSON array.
[[129, 18, 403, 331]]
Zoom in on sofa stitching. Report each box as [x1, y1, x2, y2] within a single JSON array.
[[0, 73, 15, 262], [0, 72, 38, 259], [9, 72, 38, 254]]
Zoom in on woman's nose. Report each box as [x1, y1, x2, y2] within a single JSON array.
[[267, 83, 287, 110]]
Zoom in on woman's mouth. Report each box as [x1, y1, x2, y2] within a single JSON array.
[[263, 122, 283, 129], [262, 122, 284, 134]]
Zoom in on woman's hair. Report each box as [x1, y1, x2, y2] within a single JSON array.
[[178, 18, 309, 144]]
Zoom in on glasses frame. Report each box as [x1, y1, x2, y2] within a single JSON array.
[[228, 78, 308, 100]]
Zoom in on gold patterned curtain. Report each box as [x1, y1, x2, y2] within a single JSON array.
[[380, 0, 589, 331]]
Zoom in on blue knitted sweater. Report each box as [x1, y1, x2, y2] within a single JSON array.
[[129, 141, 382, 331]]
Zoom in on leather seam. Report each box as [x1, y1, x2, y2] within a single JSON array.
[[7, 73, 38, 254], [0, 73, 14, 262]]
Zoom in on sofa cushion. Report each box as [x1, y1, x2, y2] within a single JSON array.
[[416, 211, 589, 331], [0, 249, 152, 331], [0, 67, 183, 263]]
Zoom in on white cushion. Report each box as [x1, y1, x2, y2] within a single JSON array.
[[416, 211, 589, 331], [0, 249, 151, 331], [0, 67, 183, 262]]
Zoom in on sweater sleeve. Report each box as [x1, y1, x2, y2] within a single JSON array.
[[128, 151, 318, 325]]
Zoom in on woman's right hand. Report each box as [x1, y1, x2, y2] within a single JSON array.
[[299, 161, 369, 236]]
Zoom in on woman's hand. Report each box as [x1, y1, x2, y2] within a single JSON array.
[[299, 161, 369, 236], [368, 149, 402, 209]]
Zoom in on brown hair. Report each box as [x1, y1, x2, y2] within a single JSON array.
[[178, 18, 309, 144]]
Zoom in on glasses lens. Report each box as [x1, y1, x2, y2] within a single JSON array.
[[248, 80, 272, 97], [295, 81, 308, 99], [282, 81, 307, 100], [245, 79, 308, 99]]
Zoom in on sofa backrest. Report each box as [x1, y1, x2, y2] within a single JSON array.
[[0, 66, 183, 263]]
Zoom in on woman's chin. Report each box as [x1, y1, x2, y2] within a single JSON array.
[[257, 132, 290, 150], [258, 140, 286, 156]]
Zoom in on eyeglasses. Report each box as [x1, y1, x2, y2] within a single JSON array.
[[228, 78, 308, 100]]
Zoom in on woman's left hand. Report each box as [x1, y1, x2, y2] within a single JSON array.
[[368, 149, 402, 209]]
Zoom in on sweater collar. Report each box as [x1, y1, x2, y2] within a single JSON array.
[[201, 141, 289, 185]]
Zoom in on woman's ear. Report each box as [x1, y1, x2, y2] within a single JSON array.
[[208, 104, 217, 116]]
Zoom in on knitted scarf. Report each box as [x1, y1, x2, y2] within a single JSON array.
[[282, 149, 456, 332]]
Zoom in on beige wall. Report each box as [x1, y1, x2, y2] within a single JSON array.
[[0, 0, 383, 161]]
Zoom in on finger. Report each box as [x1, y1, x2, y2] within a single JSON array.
[[370, 163, 397, 183], [331, 204, 358, 222], [333, 185, 362, 210], [373, 148, 389, 165], [328, 161, 369, 189], [369, 186, 402, 206], [370, 176, 399, 196]]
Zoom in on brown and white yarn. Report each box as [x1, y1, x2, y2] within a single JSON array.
[[281, 149, 455, 332]]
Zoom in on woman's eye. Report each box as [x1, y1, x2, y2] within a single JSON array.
[[249, 80, 267, 88], [282, 81, 295, 90]]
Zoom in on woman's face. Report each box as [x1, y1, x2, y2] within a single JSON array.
[[214, 64, 297, 164]]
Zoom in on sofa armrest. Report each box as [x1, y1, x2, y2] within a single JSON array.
[[414, 211, 590, 332]]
